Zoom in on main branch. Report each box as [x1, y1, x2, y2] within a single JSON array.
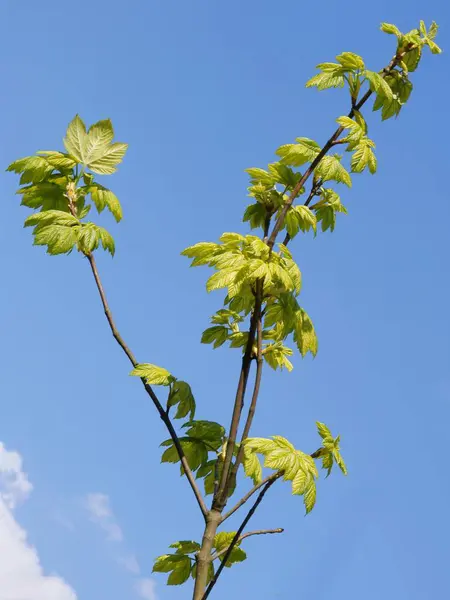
[[85, 252, 208, 519]]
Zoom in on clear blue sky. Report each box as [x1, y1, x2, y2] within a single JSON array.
[[1, 1, 449, 599]]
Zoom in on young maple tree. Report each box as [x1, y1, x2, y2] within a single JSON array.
[[7, 20, 441, 600]]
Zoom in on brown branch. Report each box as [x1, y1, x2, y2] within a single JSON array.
[[282, 177, 323, 246], [202, 476, 278, 599], [214, 282, 263, 508], [222, 472, 281, 522], [229, 306, 263, 480], [85, 252, 209, 519], [267, 49, 409, 250], [211, 528, 284, 561]]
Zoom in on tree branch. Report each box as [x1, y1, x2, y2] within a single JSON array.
[[229, 305, 263, 480], [222, 472, 281, 522], [267, 50, 409, 250], [202, 476, 278, 599], [85, 252, 209, 519], [211, 528, 284, 561], [214, 280, 263, 508]]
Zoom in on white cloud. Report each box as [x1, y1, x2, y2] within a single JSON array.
[[0, 442, 33, 508], [83, 492, 157, 599], [118, 554, 141, 574], [135, 578, 157, 600], [83, 493, 123, 542], [0, 442, 77, 600]]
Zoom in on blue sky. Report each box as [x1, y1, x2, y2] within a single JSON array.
[[0, 1, 449, 599]]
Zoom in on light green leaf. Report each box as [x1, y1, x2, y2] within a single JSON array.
[[294, 308, 318, 357], [183, 420, 225, 449], [33, 224, 79, 255], [168, 381, 196, 420], [37, 151, 77, 170], [64, 115, 87, 162], [316, 422, 332, 439], [336, 52, 364, 70], [276, 138, 320, 167], [88, 142, 128, 175], [364, 71, 393, 99], [380, 22, 401, 37], [169, 541, 201, 554], [351, 138, 377, 174], [292, 467, 308, 495], [334, 450, 348, 475], [315, 154, 352, 187], [322, 452, 334, 477], [90, 185, 123, 222], [167, 556, 192, 585], [84, 119, 115, 164], [130, 363, 173, 386], [304, 478, 317, 514], [243, 448, 263, 485], [201, 325, 229, 348]]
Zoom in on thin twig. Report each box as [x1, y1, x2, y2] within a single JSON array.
[[85, 252, 208, 519], [211, 528, 284, 561], [282, 178, 323, 246], [222, 472, 281, 522], [267, 49, 409, 249], [230, 300, 264, 478], [202, 476, 278, 599], [214, 290, 263, 508]]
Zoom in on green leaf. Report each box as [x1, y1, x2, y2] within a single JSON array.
[[333, 450, 348, 475], [161, 437, 208, 472], [167, 556, 192, 585], [183, 420, 225, 449], [33, 224, 79, 255], [380, 22, 401, 36], [90, 185, 123, 222], [306, 63, 347, 90], [322, 451, 334, 477], [276, 137, 320, 167], [294, 308, 318, 357], [84, 120, 115, 164], [24, 210, 79, 228], [316, 422, 332, 439], [315, 154, 352, 187], [351, 138, 377, 174], [168, 381, 196, 420], [304, 478, 317, 514], [403, 46, 422, 72], [88, 142, 128, 175], [130, 363, 173, 386], [243, 448, 263, 485], [336, 52, 364, 70], [292, 467, 308, 495], [267, 162, 302, 188], [64, 115, 87, 163], [364, 71, 393, 100], [245, 167, 276, 186], [196, 459, 217, 495], [243, 203, 267, 230], [37, 151, 77, 171], [169, 541, 201, 554], [201, 325, 229, 349]]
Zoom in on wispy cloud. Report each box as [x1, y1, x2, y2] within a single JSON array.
[[135, 578, 158, 600], [83, 491, 157, 599], [118, 554, 141, 574], [0, 442, 77, 600], [83, 493, 123, 542]]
